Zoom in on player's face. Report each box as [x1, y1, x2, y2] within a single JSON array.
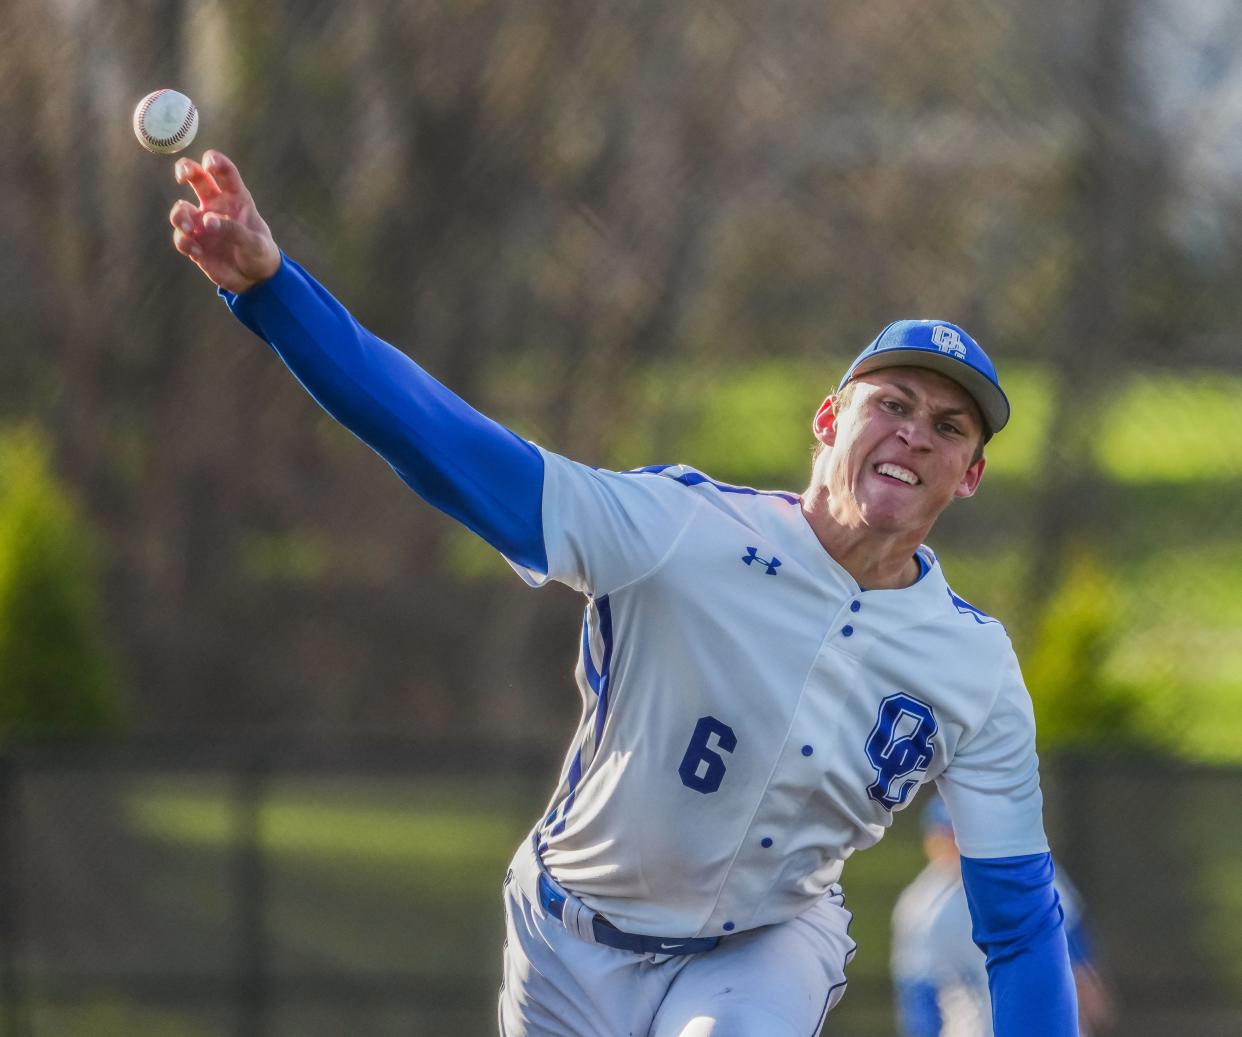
[[811, 367, 986, 538]]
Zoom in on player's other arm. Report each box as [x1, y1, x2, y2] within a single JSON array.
[[168, 150, 545, 572], [960, 852, 1077, 1036], [1058, 875, 1117, 1033], [937, 651, 1077, 1036]]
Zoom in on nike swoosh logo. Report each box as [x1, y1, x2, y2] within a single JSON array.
[[658, 942, 688, 951]]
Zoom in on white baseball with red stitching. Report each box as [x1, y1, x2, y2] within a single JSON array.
[[132, 89, 199, 155]]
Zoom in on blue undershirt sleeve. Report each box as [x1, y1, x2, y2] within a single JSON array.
[[960, 852, 1078, 1037], [894, 979, 943, 1037], [219, 254, 547, 574]]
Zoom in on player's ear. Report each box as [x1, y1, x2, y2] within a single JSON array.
[[812, 395, 839, 447], [954, 455, 987, 499]]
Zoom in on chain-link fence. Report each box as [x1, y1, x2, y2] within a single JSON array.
[[0, 739, 556, 1037], [0, 741, 1238, 1037]]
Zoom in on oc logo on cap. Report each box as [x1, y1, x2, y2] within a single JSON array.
[[930, 325, 967, 359]]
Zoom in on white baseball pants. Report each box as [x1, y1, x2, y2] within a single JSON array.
[[498, 837, 855, 1037]]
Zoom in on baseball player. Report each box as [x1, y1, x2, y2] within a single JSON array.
[[892, 796, 1114, 1037], [168, 149, 1078, 1036]]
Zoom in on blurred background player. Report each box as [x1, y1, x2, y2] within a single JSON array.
[[892, 796, 1115, 1037]]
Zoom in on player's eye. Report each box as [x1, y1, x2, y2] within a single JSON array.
[[937, 421, 962, 436], [880, 398, 904, 414]]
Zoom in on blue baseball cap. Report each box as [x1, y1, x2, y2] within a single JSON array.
[[837, 320, 1010, 439]]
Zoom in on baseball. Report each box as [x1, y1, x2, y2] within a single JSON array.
[[132, 89, 199, 155]]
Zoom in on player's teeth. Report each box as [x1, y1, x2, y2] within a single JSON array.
[[876, 463, 917, 485]]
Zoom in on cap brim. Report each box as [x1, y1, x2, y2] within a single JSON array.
[[847, 349, 1010, 437]]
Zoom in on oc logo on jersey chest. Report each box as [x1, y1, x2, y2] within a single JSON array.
[[865, 693, 938, 810]]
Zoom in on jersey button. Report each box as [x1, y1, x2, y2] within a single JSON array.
[[850, 600, 861, 613], [841, 625, 854, 637], [722, 921, 735, 932], [761, 837, 773, 848], [801, 744, 813, 757]]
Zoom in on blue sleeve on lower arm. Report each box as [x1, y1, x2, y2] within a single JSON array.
[[960, 852, 1078, 1037], [895, 980, 943, 1037], [221, 256, 547, 573]]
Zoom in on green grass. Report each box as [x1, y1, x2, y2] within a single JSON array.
[[131, 782, 528, 885], [124, 776, 534, 977], [1096, 375, 1242, 483], [590, 359, 1238, 487]]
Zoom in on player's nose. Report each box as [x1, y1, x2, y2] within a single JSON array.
[[895, 416, 935, 452]]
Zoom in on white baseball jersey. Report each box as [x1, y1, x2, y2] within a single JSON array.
[[508, 450, 1049, 939]]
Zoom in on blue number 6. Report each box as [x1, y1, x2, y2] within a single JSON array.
[[678, 716, 737, 794]]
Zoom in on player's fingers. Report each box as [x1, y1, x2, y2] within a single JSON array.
[[172, 226, 201, 259], [200, 210, 248, 245], [173, 156, 203, 184], [200, 210, 263, 258], [175, 156, 222, 206], [169, 199, 200, 235], [202, 150, 249, 200]]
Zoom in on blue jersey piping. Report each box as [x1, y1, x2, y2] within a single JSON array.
[[620, 464, 802, 506]]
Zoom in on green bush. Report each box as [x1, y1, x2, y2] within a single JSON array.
[[0, 428, 122, 737], [1025, 547, 1161, 753]]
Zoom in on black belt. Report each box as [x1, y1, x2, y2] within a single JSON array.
[[536, 871, 720, 957]]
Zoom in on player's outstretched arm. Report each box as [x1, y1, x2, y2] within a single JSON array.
[[167, 153, 547, 572], [170, 151, 281, 294]]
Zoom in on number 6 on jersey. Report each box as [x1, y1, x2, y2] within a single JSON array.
[[678, 715, 737, 794]]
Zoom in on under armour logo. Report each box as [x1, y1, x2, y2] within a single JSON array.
[[931, 325, 966, 359], [742, 547, 781, 575]]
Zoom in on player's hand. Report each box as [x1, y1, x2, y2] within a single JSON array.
[[1074, 964, 1116, 1033], [169, 149, 281, 294]]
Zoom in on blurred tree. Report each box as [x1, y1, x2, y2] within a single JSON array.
[[1, 0, 1239, 745], [0, 427, 122, 737]]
